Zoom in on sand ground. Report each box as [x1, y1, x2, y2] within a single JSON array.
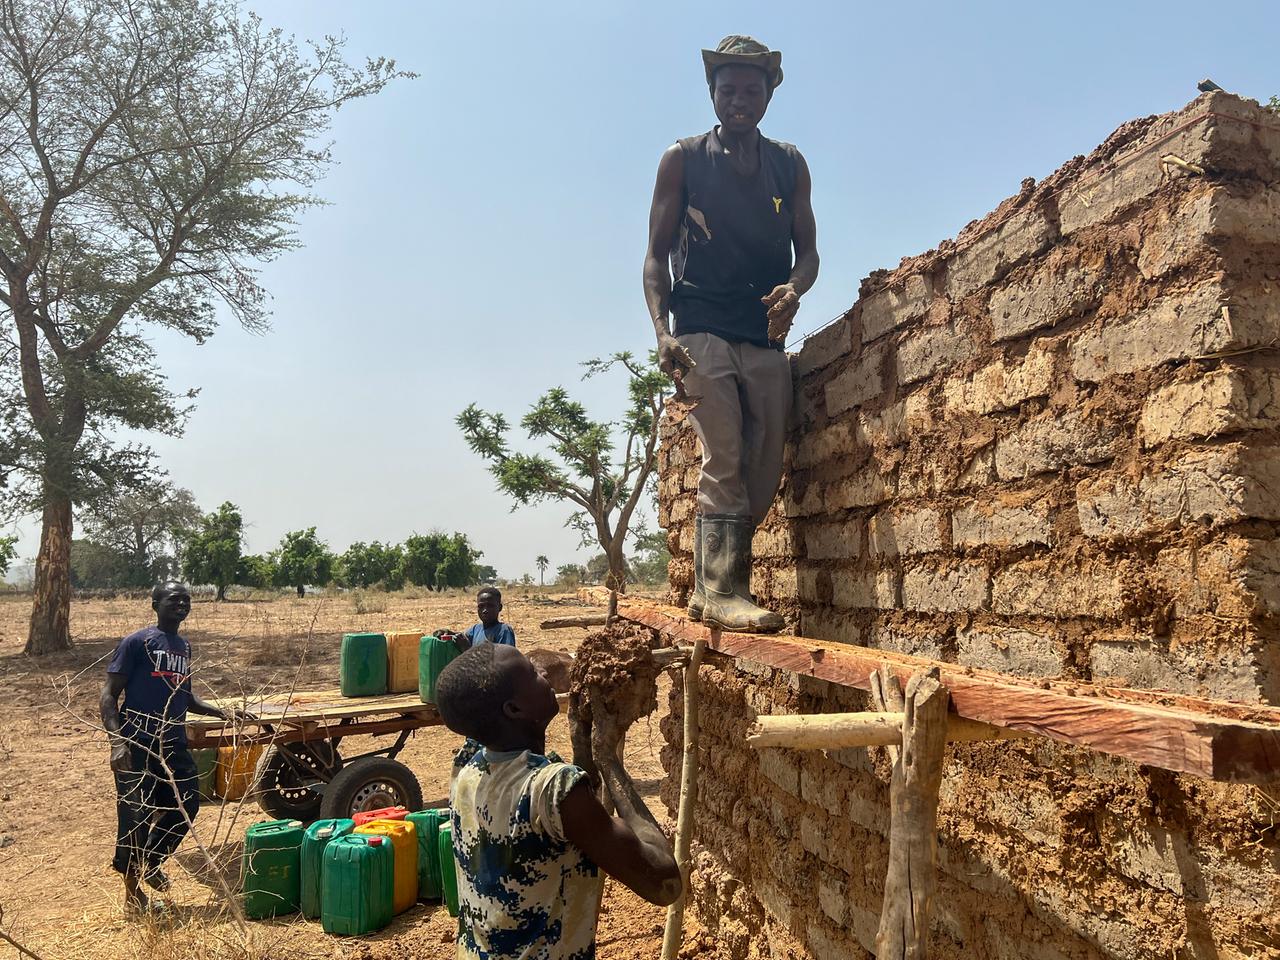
[[0, 588, 686, 960]]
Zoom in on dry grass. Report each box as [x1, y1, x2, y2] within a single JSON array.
[[0, 588, 676, 960]]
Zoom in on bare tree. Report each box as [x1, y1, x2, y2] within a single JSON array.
[[0, 0, 407, 652]]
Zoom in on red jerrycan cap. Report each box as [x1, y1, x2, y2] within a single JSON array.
[[368, 836, 384, 846]]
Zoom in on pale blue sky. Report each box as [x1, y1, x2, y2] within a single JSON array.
[[7, 0, 1277, 582]]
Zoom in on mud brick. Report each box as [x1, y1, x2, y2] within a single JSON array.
[[758, 750, 801, 796], [995, 408, 1122, 480], [816, 875, 847, 926], [992, 559, 1124, 618], [668, 497, 694, 524], [986, 928, 1074, 960], [866, 623, 946, 659], [1076, 444, 1280, 537], [782, 480, 823, 518], [1099, 815, 1199, 897], [869, 506, 945, 556], [825, 341, 888, 414], [754, 881, 795, 928], [1152, 540, 1261, 618], [797, 314, 854, 378], [855, 392, 934, 448], [1136, 182, 1280, 277], [804, 521, 861, 560], [677, 524, 694, 554], [901, 561, 990, 612], [952, 500, 1051, 548], [796, 565, 826, 605], [942, 343, 1055, 414], [846, 785, 890, 836], [799, 812, 826, 858], [1071, 281, 1280, 382], [860, 273, 935, 343], [827, 745, 874, 775], [956, 624, 1064, 678], [947, 207, 1054, 304], [827, 469, 894, 510], [965, 780, 1063, 849], [801, 764, 845, 817], [831, 568, 900, 610], [1140, 368, 1280, 445], [957, 446, 997, 491], [989, 247, 1105, 342], [1059, 92, 1280, 236], [799, 609, 861, 645], [805, 920, 868, 960], [1089, 636, 1266, 702], [666, 438, 699, 467], [896, 323, 977, 386], [793, 420, 855, 468], [944, 206, 1058, 302], [753, 524, 798, 558], [769, 566, 799, 599]]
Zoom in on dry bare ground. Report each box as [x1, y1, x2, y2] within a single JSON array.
[[0, 588, 686, 960]]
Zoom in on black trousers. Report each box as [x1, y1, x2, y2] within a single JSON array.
[[112, 740, 200, 876]]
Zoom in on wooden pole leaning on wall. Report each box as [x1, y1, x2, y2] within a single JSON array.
[[539, 614, 609, 630], [875, 666, 949, 960], [660, 626, 712, 960]]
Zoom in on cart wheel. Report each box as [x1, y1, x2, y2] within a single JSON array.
[[253, 742, 341, 822], [318, 756, 423, 821]]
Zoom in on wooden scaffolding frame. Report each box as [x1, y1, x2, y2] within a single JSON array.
[[601, 596, 1280, 959]]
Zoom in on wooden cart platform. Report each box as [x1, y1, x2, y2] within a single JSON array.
[[187, 689, 448, 749]]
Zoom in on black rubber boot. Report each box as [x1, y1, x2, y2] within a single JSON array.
[[701, 514, 784, 633], [688, 515, 705, 621]]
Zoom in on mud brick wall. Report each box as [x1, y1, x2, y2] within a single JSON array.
[[655, 91, 1280, 959]]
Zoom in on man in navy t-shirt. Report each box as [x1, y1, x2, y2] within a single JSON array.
[[100, 581, 238, 915], [458, 586, 516, 650]]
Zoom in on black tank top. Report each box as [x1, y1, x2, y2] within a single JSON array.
[[670, 128, 799, 349]]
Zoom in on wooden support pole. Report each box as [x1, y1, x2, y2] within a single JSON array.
[[875, 668, 949, 960], [660, 628, 711, 960], [746, 710, 1029, 750], [539, 614, 609, 630]]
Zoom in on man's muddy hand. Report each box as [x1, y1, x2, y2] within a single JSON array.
[[110, 739, 131, 774], [656, 333, 695, 400], [763, 283, 800, 343]]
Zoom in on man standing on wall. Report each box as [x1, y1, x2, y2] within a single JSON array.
[[644, 35, 819, 632]]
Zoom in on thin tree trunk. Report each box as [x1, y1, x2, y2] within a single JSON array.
[[25, 495, 74, 655], [606, 542, 628, 594]]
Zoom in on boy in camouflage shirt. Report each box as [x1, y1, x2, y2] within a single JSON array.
[[436, 644, 680, 959]]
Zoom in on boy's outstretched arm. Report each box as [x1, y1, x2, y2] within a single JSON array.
[[561, 769, 682, 907]]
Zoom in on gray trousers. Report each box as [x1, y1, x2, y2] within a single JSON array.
[[678, 332, 792, 525]]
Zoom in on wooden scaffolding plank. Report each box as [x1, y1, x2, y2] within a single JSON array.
[[191, 689, 436, 725], [615, 600, 1280, 784]]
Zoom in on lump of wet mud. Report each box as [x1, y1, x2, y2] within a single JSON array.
[[568, 625, 661, 731]]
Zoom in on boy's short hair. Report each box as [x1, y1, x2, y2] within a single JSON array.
[[477, 586, 502, 603], [435, 643, 517, 744]]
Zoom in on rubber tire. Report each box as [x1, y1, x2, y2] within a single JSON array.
[[317, 756, 424, 822], [253, 743, 340, 822]]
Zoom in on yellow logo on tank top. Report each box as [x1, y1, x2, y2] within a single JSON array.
[[772, 197, 783, 213]]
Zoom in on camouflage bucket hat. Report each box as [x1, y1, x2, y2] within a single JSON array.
[[702, 35, 783, 89]]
